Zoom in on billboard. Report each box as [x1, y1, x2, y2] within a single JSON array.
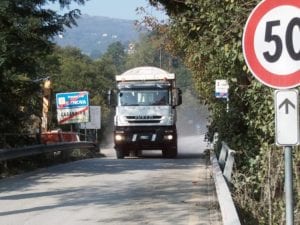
[[215, 80, 229, 99], [80, 106, 101, 129], [56, 91, 89, 124]]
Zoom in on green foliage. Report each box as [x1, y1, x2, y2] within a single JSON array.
[[124, 33, 192, 91], [101, 42, 126, 74], [50, 46, 115, 132], [125, 34, 158, 69], [0, 0, 85, 146], [149, 0, 300, 224]]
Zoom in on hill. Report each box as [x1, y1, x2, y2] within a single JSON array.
[[53, 15, 143, 58]]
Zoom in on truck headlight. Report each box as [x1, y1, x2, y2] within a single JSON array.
[[115, 134, 124, 141], [117, 115, 127, 124], [164, 134, 173, 140]]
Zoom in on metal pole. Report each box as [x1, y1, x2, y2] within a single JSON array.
[[85, 124, 87, 141], [226, 96, 229, 113], [284, 146, 294, 225]]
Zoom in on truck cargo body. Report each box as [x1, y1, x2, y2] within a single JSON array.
[[113, 67, 181, 159]]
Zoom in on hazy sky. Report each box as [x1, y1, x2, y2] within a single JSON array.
[[48, 0, 167, 21]]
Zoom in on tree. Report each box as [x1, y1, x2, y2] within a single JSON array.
[[145, 1, 300, 224], [102, 42, 126, 74], [0, 0, 86, 146], [125, 35, 158, 69], [50, 46, 115, 138]]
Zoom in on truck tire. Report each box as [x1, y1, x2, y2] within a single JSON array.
[[163, 146, 178, 158], [116, 148, 125, 159], [169, 146, 178, 158]]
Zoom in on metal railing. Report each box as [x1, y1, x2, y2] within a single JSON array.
[[209, 133, 241, 225], [0, 142, 97, 162], [218, 141, 236, 182]]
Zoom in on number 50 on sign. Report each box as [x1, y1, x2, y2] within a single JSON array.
[[243, 0, 300, 89]]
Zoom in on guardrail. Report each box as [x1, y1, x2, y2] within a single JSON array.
[[209, 133, 241, 225], [218, 141, 236, 182], [0, 142, 98, 162]]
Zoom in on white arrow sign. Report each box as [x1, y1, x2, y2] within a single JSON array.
[[275, 89, 299, 146]]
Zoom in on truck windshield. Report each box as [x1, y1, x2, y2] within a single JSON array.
[[119, 89, 169, 106]]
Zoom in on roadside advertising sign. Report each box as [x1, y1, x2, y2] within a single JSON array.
[[215, 80, 229, 98], [56, 91, 89, 124], [80, 106, 101, 129]]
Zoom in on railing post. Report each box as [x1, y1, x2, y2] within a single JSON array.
[[211, 150, 241, 225], [223, 150, 235, 182], [216, 141, 236, 182], [218, 141, 227, 170]]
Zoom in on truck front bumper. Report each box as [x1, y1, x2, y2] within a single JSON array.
[[114, 126, 177, 150]]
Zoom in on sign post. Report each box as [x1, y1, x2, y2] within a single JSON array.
[[243, 1, 300, 224], [274, 89, 299, 225], [284, 146, 294, 225]]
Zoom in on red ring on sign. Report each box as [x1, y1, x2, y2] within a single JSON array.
[[243, 0, 300, 89]]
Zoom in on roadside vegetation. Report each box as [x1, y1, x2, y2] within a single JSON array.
[[147, 0, 300, 224], [0, 0, 192, 175], [1, 0, 299, 224]]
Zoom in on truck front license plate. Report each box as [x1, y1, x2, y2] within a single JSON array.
[[140, 135, 149, 140]]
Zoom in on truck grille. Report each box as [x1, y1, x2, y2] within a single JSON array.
[[126, 115, 162, 124]]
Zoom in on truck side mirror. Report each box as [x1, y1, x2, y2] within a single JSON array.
[[172, 88, 182, 106], [177, 88, 182, 106], [107, 89, 117, 106]]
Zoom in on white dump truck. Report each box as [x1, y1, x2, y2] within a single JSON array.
[[113, 66, 182, 159]]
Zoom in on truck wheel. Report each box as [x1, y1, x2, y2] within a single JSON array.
[[116, 148, 124, 159], [169, 146, 178, 158], [163, 146, 178, 158], [162, 149, 167, 158]]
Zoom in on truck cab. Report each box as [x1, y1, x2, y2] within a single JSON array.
[[113, 67, 182, 159]]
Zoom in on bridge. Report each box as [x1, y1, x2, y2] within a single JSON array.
[[0, 134, 239, 225]]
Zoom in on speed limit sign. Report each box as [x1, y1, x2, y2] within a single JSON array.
[[243, 0, 300, 89]]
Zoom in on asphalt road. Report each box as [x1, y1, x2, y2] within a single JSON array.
[[0, 135, 221, 225]]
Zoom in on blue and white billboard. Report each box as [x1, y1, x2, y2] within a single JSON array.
[[56, 91, 89, 124], [56, 91, 89, 109]]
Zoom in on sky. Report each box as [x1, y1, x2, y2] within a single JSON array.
[[48, 0, 167, 21]]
